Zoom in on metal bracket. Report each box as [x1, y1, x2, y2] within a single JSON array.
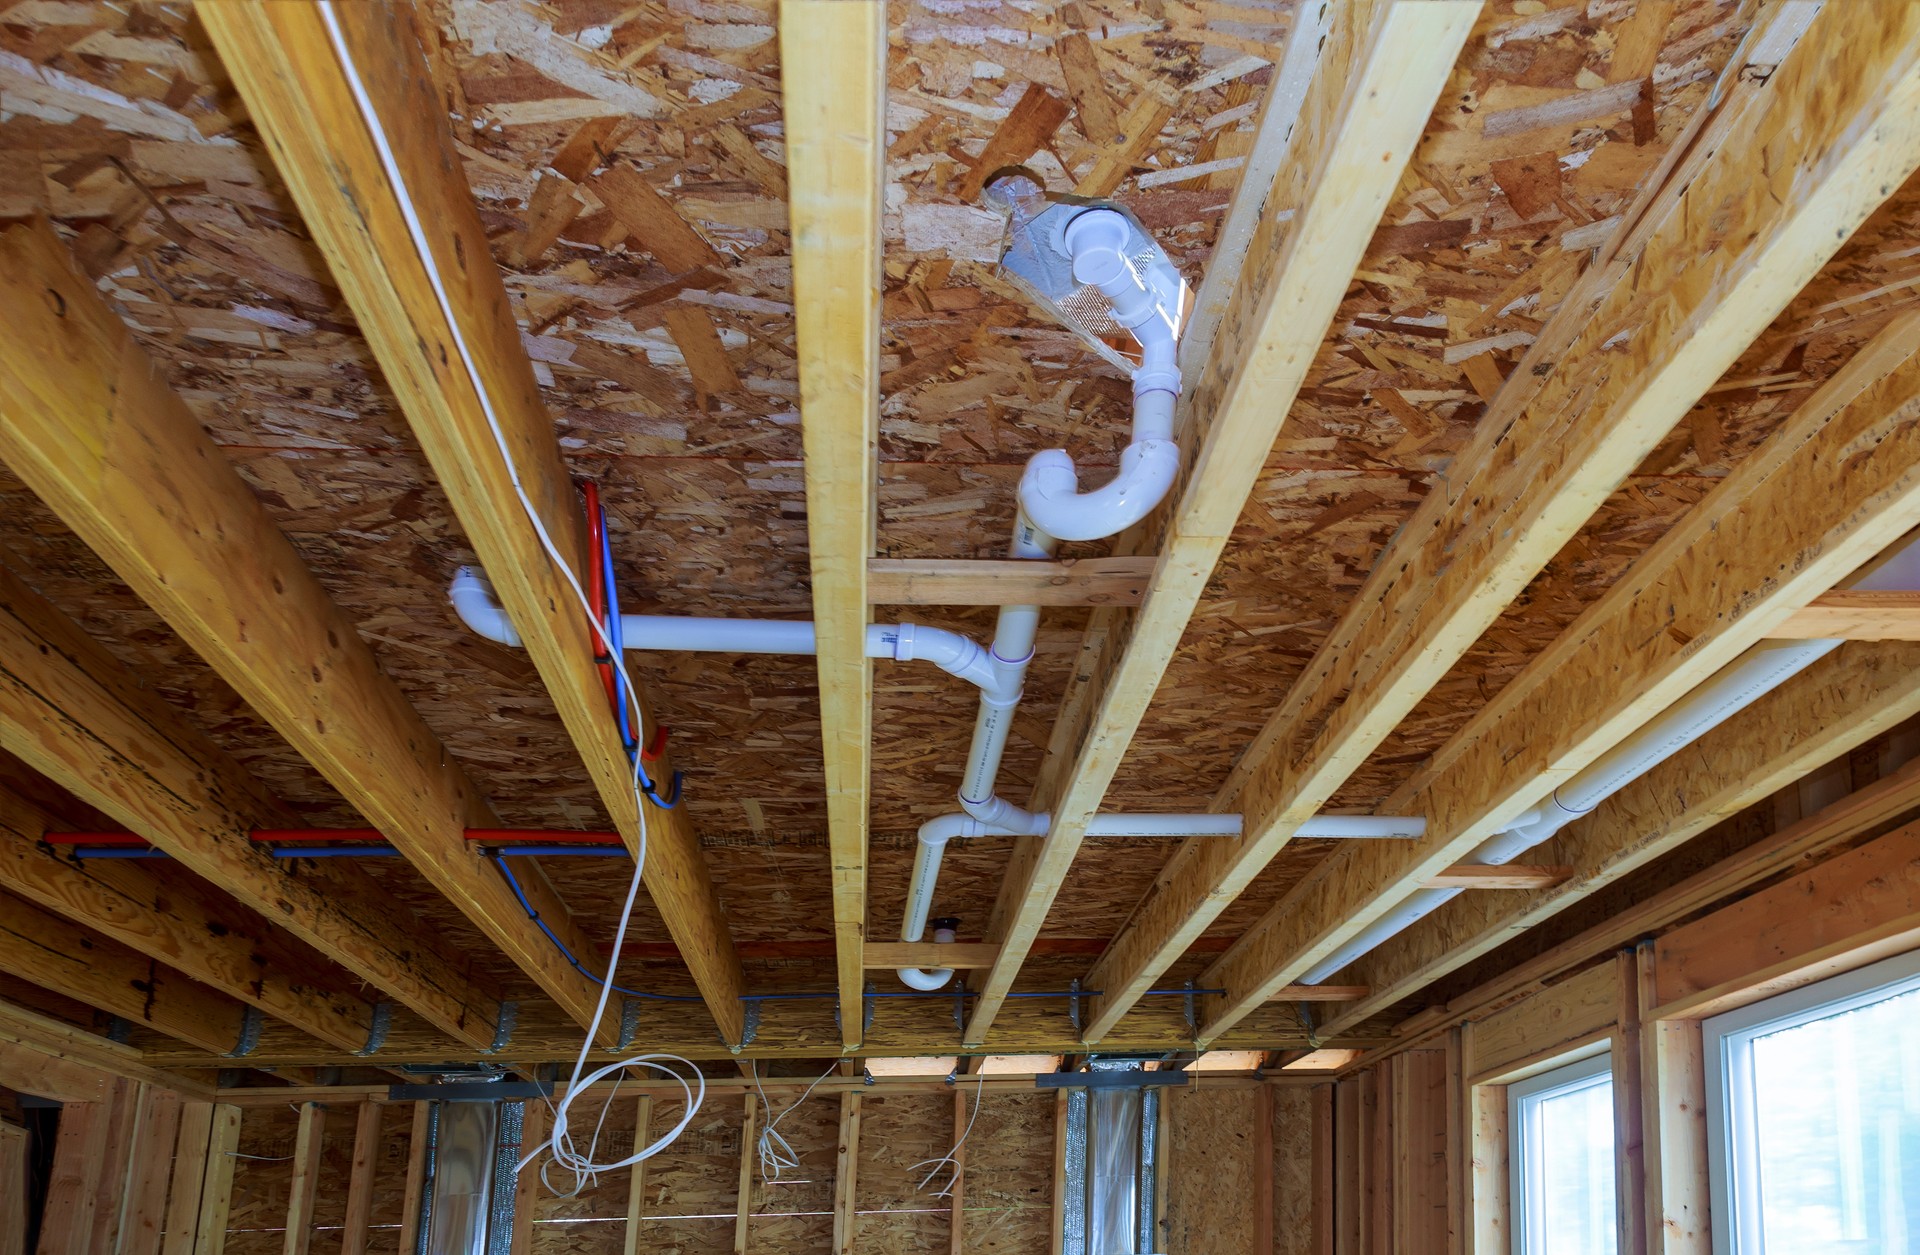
[[616, 998, 642, 1051], [865, 981, 877, 1034], [482, 1000, 519, 1054], [353, 1002, 392, 1057], [739, 1001, 761, 1047], [952, 982, 968, 1033], [226, 1005, 263, 1058], [1068, 977, 1084, 1033], [106, 1016, 131, 1044], [1182, 979, 1198, 1036]]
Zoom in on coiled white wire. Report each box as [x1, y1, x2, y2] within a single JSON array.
[[751, 1059, 839, 1184], [315, 0, 706, 1193], [911, 1070, 988, 1198]]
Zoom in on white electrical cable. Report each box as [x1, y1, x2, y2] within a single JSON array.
[[751, 1059, 839, 1184], [910, 1070, 988, 1198], [314, 0, 705, 1194]]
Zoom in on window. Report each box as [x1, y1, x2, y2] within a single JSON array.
[[1509, 1053, 1618, 1255], [1704, 949, 1920, 1254]]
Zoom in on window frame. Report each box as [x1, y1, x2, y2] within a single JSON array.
[[1702, 946, 1920, 1254], [1507, 1050, 1619, 1255]]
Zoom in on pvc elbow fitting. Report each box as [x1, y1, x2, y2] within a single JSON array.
[[1018, 439, 1180, 542], [898, 919, 959, 991], [449, 566, 521, 647]]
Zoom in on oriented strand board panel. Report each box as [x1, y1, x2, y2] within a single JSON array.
[[1271, 1086, 1317, 1255], [853, 1094, 952, 1255], [747, 1085, 838, 1255], [1164, 1087, 1260, 1255], [959, 1091, 1055, 1255], [223, 1104, 296, 1255]]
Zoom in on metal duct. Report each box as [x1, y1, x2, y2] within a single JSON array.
[[428, 1100, 500, 1255], [1087, 1088, 1143, 1255]]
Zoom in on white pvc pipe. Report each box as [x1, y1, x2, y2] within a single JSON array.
[[1298, 532, 1920, 989], [1298, 636, 1842, 987], [1016, 209, 1182, 543], [451, 566, 522, 647]]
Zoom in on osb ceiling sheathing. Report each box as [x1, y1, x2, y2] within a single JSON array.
[[3, 0, 1919, 1009]]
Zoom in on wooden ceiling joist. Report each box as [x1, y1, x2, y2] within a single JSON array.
[[0, 1000, 210, 1102], [0, 783, 377, 1054], [781, 0, 887, 1047], [198, 0, 747, 1043], [0, 221, 595, 1044], [963, 0, 1484, 1047], [1194, 240, 1920, 1044], [1080, 0, 1920, 1044], [0, 893, 249, 1057], [1772, 590, 1920, 640], [1321, 638, 1920, 1038], [866, 558, 1154, 608]]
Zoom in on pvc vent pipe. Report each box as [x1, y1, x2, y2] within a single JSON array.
[[1296, 527, 1920, 989], [1297, 634, 1842, 986]]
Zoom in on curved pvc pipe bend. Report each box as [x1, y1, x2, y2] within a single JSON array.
[[450, 567, 521, 646], [1019, 436, 1181, 542], [1017, 210, 1183, 544]]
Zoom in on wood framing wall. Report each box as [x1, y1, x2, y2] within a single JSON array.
[[1253, 799, 1920, 1254]]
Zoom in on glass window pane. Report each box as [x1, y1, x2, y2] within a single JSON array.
[[1534, 1078, 1618, 1255], [1744, 983, 1920, 1253]]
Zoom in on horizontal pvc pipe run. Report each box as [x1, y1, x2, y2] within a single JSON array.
[[1298, 636, 1845, 987]]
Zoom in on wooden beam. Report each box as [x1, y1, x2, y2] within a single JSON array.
[[1420, 866, 1572, 891], [143, 986, 1390, 1069], [867, 558, 1154, 607], [833, 1092, 861, 1255], [1174, 0, 1336, 386], [0, 1000, 209, 1100], [338, 1102, 381, 1255], [949, 1086, 967, 1255], [0, 224, 586, 1043], [0, 1121, 25, 1255], [1650, 822, 1920, 1019], [398, 1103, 430, 1255], [124, 1089, 184, 1255], [283, 1102, 326, 1255], [0, 558, 499, 1051], [35, 1080, 124, 1255], [0, 786, 371, 1054], [622, 1094, 652, 1255], [1320, 639, 1920, 1037], [1048, 1091, 1067, 1255], [1637, 949, 1709, 1255], [197, 1, 744, 1042], [734, 1093, 758, 1255], [1103, 1, 1920, 1045], [195, 1104, 243, 1255], [1265, 986, 1371, 1004], [1200, 272, 1920, 1043], [781, 0, 886, 1047], [966, 0, 1482, 1047], [0, 892, 248, 1056], [1771, 589, 1920, 639], [0, 1035, 101, 1104], [863, 942, 1000, 970], [509, 1099, 550, 1255], [159, 1103, 216, 1255]]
